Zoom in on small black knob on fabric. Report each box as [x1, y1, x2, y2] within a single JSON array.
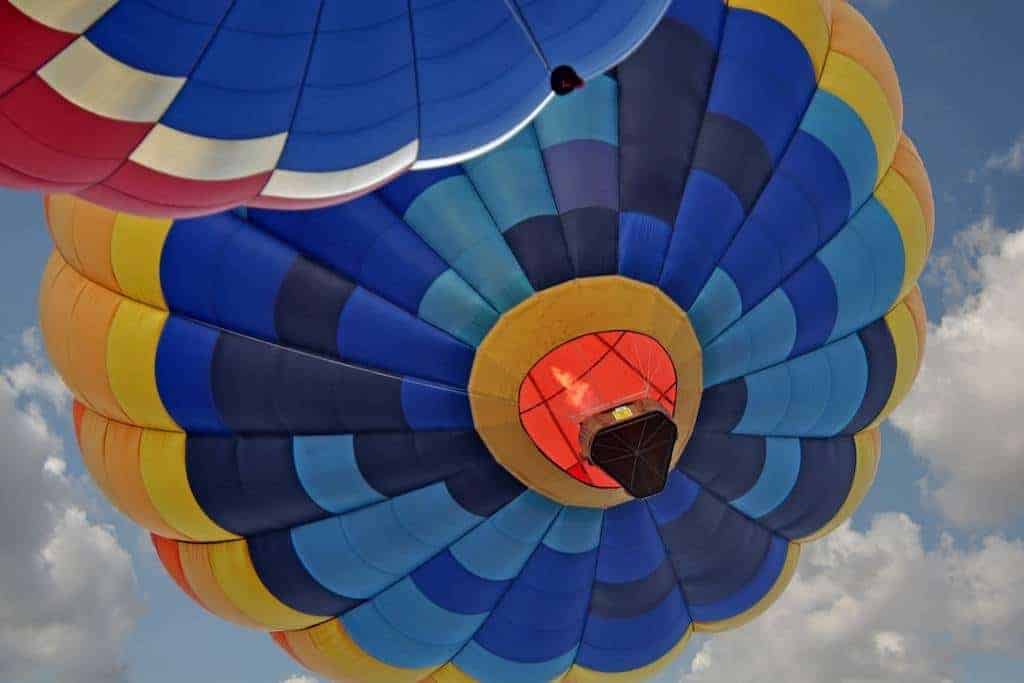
[[551, 65, 584, 96]]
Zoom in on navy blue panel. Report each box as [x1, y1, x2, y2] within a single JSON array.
[[678, 432, 765, 500], [275, 257, 355, 358], [211, 333, 408, 434], [618, 212, 672, 283], [578, 588, 689, 673], [618, 18, 716, 225], [377, 167, 463, 217], [759, 437, 856, 539], [660, 491, 771, 605], [693, 380, 747, 432], [783, 258, 839, 358], [185, 436, 328, 536], [561, 207, 619, 277], [155, 317, 226, 434], [692, 113, 773, 213], [353, 431, 490, 498], [664, 0, 726, 47], [589, 557, 677, 619], [843, 321, 897, 434], [503, 215, 574, 290], [445, 460, 526, 518], [777, 131, 852, 242], [411, 549, 510, 615], [248, 529, 362, 616]]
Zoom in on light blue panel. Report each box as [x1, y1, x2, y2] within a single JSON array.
[[690, 267, 744, 349], [703, 289, 798, 386], [734, 368, 793, 435], [731, 438, 802, 518], [404, 176, 534, 312], [534, 75, 619, 148], [761, 350, 831, 436], [808, 335, 870, 436], [454, 640, 577, 683], [451, 493, 560, 581], [542, 507, 603, 554], [290, 514, 395, 599], [463, 127, 558, 231], [292, 435, 385, 514], [392, 482, 484, 547], [418, 269, 499, 348], [800, 91, 879, 212], [343, 579, 485, 668]]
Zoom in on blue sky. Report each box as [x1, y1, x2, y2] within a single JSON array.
[[1, 1, 1023, 682]]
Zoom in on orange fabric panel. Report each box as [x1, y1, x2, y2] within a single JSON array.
[[892, 135, 935, 252], [151, 534, 204, 608], [69, 198, 119, 292], [101, 418, 180, 538]]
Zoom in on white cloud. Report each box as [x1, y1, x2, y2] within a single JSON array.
[[280, 676, 318, 683], [985, 133, 1024, 174], [0, 334, 142, 682], [892, 224, 1024, 527], [663, 514, 1024, 683]]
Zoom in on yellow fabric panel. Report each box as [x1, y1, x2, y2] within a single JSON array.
[[139, 428, 239, 542], [828, 1, 902, 135], [426, 662, 476, 683], [874, 168, 928, 300], [69, 198, 119, 293], [870, 296, 923, 428], [69, 277, 131, 422], [175, 541, 266, 630], [560, 626, 693, 682], [796, 428, 881, 542], [729, 0, 832, 78], [903, 287, 928, 371], [105, 298, 178, 430], [819, 51, 899, 183], [44, 194, 82, 273], [76, 404, 115, 502], [208, 540, 323, 631], [110, 210, 172, 310], [695, 542, 801, 633], [892, 135, 935, 258], [283, 620, 433, 683]]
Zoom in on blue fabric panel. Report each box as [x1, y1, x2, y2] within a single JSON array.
[[821, 200, 906, 342], [248, 529, 362, 617], [664, 0, 726, 47], [412, 0, 548, 161], [691, 113, 774, 214], [595, 501, 667, 583], [378, 167, 463, 217], [577, 588, 689, 672], [353, 432, 490, 500], [783, 257, 839, 358], [659, 170, 746, 311], [688, 534, 788, 623], [274, 257, 355, 357], [619, 212, 672, 283], [444, 460, 526, 518], [646, 471, 701, 526], [86, 0, 227, 76], [800, 91, 879, 211], [759, 436, 856, 539], [534, 75, 619, 149], [776, 131, 852, 244], [543, 507, 603, 554], [155, 317, 226, 434], [702, 288, 797, 387], [400, 380, 473, 431], [399, 175, 535, 313], [677, 432, 765, 501], [843, 319, 897, 434], [185, 436, 327, 537], [590, 557, 678, 619], [454, 640, 576, 683], [694, 379, 747, 432], [689, 267, 743, 348], [709, 10, 815, 162], [719, 174, 822, 313], [293, 435, 385, 515], [160, 2, 320, 138], [810, 336, 871, 436], [560, 207, 620, 277], [450, 492, 560, 581], [618, 17, 717, 224], [210, 333, 408, 434], [412, 550, 511, 616], [542, 141, 618, 214], [659, 491, 771, 605], [503, 216, 575, 291], [731, 437, 802, 518], [346, 578, 483, 669], [418, 270, 500, 347], [338, 288, 474, 387]]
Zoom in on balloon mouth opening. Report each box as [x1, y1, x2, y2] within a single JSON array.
[[517, 330, 678, 491], [551, 65, 585, 95]]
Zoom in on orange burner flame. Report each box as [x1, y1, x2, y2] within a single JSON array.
[[550, 365, 593, 412]]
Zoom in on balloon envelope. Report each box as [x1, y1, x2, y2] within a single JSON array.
[[0, 0, 669, 216], [38, 0, 934, 680]]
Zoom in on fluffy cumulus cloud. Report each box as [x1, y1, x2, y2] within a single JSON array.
[[671, 514, 1024, 683], [280, 676, 318, 683], [985, 133, 1024, 174], [0, 330, 142, 682], [891, 222, 1024, 526]]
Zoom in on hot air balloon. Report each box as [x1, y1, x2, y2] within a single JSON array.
[[37, 0, 933, 680], [0, 0, 669, 217]]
